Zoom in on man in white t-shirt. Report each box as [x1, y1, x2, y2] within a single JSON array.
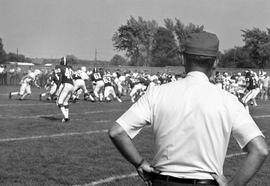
[[109, 32, 268, 186]]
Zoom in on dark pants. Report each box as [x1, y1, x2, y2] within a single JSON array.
[[152, 179, 218, 186]]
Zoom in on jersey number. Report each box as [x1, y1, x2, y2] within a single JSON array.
[[94, 73, 101, 79], [103, 77, 111, 83], [65, 68, 73, 79]]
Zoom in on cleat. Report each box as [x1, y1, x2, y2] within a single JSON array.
[[89, 95, 95, 102], [116, 97, 122, 103], [39, 94, 42, 101], [9, 92, 12, 99], [62, 118, 70, 123]]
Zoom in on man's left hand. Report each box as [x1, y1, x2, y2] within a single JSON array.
[[137, 160, 160, 186]]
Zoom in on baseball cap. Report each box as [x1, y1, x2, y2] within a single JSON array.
[[183, 31, 219, 57]]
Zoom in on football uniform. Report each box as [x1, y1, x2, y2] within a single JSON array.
[[19, 73, 35, 96], [103, 75, 122, 102], [242, 75, 260, 111], [40, 72, 60, 100], [55, 65, 74, 107], [72, 70, 94, 101], [9, 70, 41, 100], [129, 76, 148, 102], [90, 71, 105, 101]]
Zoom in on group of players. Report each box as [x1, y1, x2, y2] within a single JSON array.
[[8, 56, 270, 121], [213, 69, 270, 112], [8, 57, 167, 122]]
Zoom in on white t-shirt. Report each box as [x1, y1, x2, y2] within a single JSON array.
[[116, 71, 264, 180]]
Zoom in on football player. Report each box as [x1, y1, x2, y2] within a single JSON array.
[[9, 69, 41, 100], [103, 73, 122, 102], [39, 69, 60, 101], [90, 67, 105, 101], [72, 66, 94, 102], [129, 73, 149, 102], [54, 57, 74, 122], [241, 71, 260, 112]]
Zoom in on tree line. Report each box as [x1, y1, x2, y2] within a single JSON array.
[[111, 16, 270, 68], [0, 38, 32, 64], [1, 16, 270, 68]]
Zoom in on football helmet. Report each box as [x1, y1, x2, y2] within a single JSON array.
[[60, 56, 67, 66]]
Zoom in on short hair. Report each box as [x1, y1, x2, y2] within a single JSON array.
[[184, 53, 216, 69]]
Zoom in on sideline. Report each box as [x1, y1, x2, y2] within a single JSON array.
[[0, 128, 109, 142], [253, 114, 270, 118]]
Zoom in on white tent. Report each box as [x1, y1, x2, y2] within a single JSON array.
[[9, 62, 35, 66], [44, 63, 53, 67]]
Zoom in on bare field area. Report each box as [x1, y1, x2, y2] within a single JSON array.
[[0, 86, 269, 186]]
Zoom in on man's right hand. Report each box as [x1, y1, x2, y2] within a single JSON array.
[[211, 173, 231, 186]]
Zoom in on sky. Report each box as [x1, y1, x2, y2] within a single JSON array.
[[0, 0, 269, 61]]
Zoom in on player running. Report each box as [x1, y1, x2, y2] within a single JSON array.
[[9, 69, 41, 100], [54, 57, 74, 123], [241, 71, 260, 112], [39, 69, 60, 101]]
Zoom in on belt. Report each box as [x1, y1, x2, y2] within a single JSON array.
[[153, 174, 218, 185]]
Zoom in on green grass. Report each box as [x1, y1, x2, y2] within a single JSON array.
[[0, 85, 269, 186]]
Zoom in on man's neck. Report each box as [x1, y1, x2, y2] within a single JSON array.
[[185, 66, 213, 78]]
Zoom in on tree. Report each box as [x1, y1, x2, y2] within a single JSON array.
[[112, 16, 158, 66], [113, 17, 204, 67], [242, 28, 270, 68], [151, 27, 179, 66], [219, 47, 254, 68], [165, 18, 204, 51], [0, 38, 7, 64], [110, 54, 127, 66], [164, 18, 204, 64], [7, 52, 28, 62]]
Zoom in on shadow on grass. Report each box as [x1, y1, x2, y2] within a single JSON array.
[[40, 116, 61, 121]]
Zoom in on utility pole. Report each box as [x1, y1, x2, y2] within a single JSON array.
[[94, 48, 97, 67], [95, 48, 97, 61], [16, 48, 19, 62]]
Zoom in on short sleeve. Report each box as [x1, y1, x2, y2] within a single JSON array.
[[232, 100, 264, 149], [116, 87, 153, 139]]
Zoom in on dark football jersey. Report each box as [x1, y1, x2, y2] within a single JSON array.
[[48, 73, 60, 85], [55, 65, 73, 85], [91, 72, 103, 82], [138, 77, 150, 86], [246, 76, 258, 90], [73, 71, 82, 80], [103, 76, 113, 87]]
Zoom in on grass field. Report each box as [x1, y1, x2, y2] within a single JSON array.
[[0, 85, 269, 186]]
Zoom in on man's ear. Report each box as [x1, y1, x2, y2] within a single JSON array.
[[181, 55, 185, 65], [213, 58, 219, 68]]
